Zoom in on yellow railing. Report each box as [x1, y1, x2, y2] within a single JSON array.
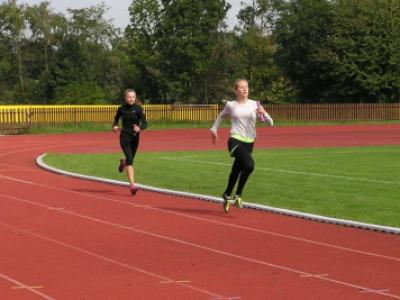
[[265, 103, 400, 121], [0, 104, 221, 126], [0, 103, 399, 130]]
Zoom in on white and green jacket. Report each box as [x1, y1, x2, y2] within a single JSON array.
[[210, 99, 273, 143]]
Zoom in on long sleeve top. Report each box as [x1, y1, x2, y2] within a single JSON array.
[[113, 104, 148, 134], [210, 100, 273, 142]]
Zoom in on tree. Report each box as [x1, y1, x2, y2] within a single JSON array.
[[273, 0, 335, 102], [125, 0, 165, 102], [26, 1, 65, 102], [0, 1, 126, 104], [0, 0, 27, 101], [233, 0, 297, 102], [51, 3, 120, 103], [157, 0, 230, 103], [67, 3, 117, 46], [237, 0, 278, 33], [315, 0, 400, 102], [273, 0, 400, 102]]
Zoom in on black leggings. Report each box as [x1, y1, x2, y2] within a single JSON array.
[[224, 137, 255, 197], [120, 131, 139, 166]]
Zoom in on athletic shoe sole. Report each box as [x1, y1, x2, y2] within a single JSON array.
[[130, 186, 138, 196], [222, 193, 230, 213], [235, 196, 243, 208]]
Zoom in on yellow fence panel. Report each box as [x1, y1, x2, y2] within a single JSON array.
[[143, 104, 220, 121], [0, 103, 399, 132], [264, 103, 400, 121], [0, 104, 221, 127]]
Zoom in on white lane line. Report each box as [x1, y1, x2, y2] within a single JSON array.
[[160, 280, 191, 284], [161, 157, 400, 185], [0, 140, 107, 158], [359, 289, 391, 294], [210, 297, 242, 300], [0, 272, 55, 300], [300, 273, 329, 278], [1, 174, 400, 263], [46, 207, 65, 211], [0, 161, 47, 171], [0, 220, 224, 299], [11, 285, 43, 290], [1, 193, 400, 299]]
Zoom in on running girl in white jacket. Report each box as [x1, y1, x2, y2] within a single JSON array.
[[211, 79, 273, 212]]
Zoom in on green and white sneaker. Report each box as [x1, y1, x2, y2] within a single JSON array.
[[234, 195, 243, 208], [222, 193, 230, 213]]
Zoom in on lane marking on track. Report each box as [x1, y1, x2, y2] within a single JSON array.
[[0, 220, 224, 299], [160, 280, 191, 284], [1, 193, 400, 299], [300, 273, 329, 278], [46, 207, 65, 211], [11, 285, 43, 290], [9, 227, 35, 233], [1, 174, 400, 263], [0, 272, 54, 300], [0, 163, 45, 173], [0, 140, 108, 158], [160, 157, 400, 185], [359, 289, 391, 294], [210, 297, 242, 300], [0, 142, 56, 151]]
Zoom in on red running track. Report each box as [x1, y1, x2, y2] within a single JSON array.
[[0, 124, 400, 300]]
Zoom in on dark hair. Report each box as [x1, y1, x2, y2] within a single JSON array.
[[234, 79, 248, 90]]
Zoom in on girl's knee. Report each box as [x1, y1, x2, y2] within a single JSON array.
[[244, 161, 254, 173]]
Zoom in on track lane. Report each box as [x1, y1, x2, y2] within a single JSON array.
[[1, 125, 400, 299], [0, 173, 399, 298], [1, 189, 398, 299]]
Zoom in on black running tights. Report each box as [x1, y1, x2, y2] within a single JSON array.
[[120, 131, 139, 166], [224, 137, 255, 197]]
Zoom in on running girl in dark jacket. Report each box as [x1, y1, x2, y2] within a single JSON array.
[[113, 89, 147, 195]]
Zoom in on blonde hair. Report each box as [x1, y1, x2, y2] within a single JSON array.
[[234, 79, 248, 90], [123, 88, 143, 105], [123, 89, 136, 99]]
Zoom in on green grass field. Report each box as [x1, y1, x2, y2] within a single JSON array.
[[43, 146, 400, 228]]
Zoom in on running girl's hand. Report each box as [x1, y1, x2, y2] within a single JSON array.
[[257, 105, 266, 115], [112, 125, 120, 132], [133, 124, 141, 133], [211, 131, 218, 144]]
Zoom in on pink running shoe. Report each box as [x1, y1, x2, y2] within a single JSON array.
[[256, 101, 266, 123], [130, 184, 138, 196]]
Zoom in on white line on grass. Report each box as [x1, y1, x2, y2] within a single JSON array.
[[160, 157, 400, 185]]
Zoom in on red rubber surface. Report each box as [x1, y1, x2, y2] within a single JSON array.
[[1, 124, 400, 299]]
